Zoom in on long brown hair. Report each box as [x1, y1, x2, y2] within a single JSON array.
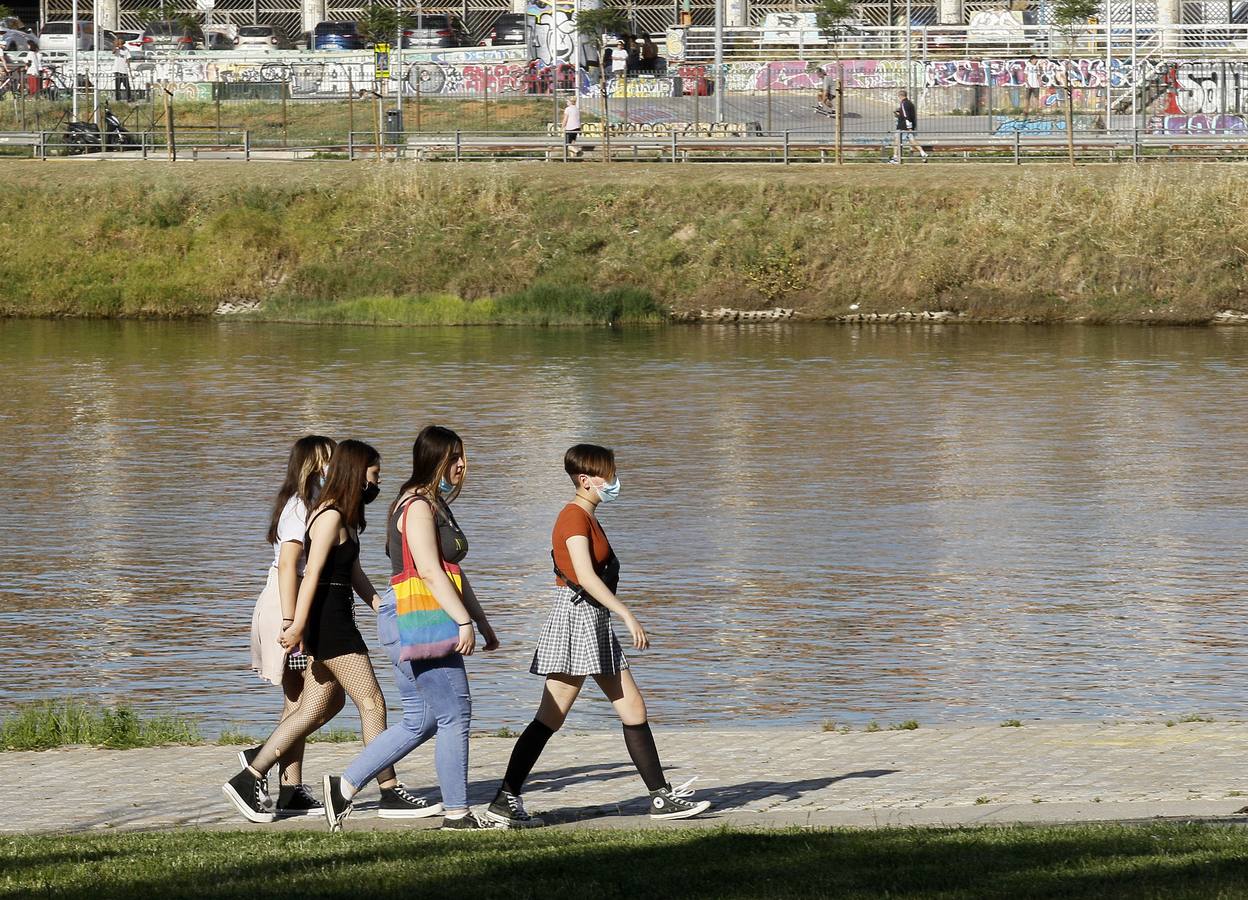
[[266, 435, 337, 544], [386, 425, 465, 554], [315, 439, 381, 533]]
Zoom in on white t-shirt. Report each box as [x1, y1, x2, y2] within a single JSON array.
[[272, 495, 310, 574], [27, 53, 40, 76], [113, 48, 130, 75], [611, 51, 627, 74], [563, 104, 581, 131]]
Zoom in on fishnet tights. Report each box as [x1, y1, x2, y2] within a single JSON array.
[[254, 653, 397, 786], [275, 665, 346, 786]]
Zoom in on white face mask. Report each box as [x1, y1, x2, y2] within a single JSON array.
[[594, 477, 621, 504]]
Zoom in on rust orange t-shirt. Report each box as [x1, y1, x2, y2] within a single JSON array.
[[552, 503, 612, 587]]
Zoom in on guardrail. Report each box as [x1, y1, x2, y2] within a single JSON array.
[[673, 23, 1248, 61], [15, 126, 1248, 163]]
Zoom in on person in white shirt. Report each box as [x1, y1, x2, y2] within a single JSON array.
[[112, 45, 132, 102], [562, 95, 581, 156], [25, 49, 41, 97]]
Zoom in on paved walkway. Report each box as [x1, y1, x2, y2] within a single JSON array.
[[7, 723, 1248, 834]]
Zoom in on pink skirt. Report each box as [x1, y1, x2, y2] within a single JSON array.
[[249, 567, 287, 686]]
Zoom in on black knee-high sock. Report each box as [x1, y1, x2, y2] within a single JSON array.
[[622, 721, 666, 791], [501, 719, 555, 795]]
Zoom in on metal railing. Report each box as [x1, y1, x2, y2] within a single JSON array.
[[19, 125, 1248, 163]]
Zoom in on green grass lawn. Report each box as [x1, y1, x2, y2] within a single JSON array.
[[3, 825, 1248, 898]]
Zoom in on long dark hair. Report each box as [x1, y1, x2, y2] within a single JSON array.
[[266, 435, 337, 544], [315, 439, 381, 533], [386, 425, 465, 554]]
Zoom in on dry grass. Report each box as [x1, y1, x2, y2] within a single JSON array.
[[2, 161, 1246, 322]]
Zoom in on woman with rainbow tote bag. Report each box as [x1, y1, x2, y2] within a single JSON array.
[[321, 425, 503, 832]]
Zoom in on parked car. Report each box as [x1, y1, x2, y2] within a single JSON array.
[[313, 21, 363, 50], [0, 17, 38, 51], [39, 21, 112, 52], [401, 13, 469, 48], [203, 29, 237, 50], [139, 20, 203, 52], [110, 29, 145, 56], [236, 24, 293, 50], [486, 13, 526, 46]]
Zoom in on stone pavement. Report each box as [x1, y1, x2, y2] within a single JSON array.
[[7, 723, 1248, 835]]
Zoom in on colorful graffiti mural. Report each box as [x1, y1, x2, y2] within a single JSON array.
[[925, 58, 1135, 89]]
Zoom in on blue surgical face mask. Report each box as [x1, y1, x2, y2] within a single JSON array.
[[595, 477, 621, 504], [438, 476, 455, 499]]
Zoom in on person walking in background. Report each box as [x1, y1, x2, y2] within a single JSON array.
[[112, 43, 132, 102], [485, 444, 712, 828], [322, 426, 502, 832], [240, 435, 342, 818], [224, 440, 432, 823], [25, 48, 41, 98], [640, 34, 658, 72], [890, 89, 928, 163], [562, 96, 581, 157]]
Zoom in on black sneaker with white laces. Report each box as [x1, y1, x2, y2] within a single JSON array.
[[440, 810, 504, 831], [485, 790, 544, 828], [649, 778, 712, 820], [276, 784, 324, 817], [222, 768, 275, 823], [322, 775, 353, 832], [378, 783, 444, 819]]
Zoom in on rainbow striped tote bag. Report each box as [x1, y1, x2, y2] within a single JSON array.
[[393, 497, 462, 661]]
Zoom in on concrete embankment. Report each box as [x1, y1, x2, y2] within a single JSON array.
[[4, 161, 1247, 324], [6, 722, 1248, 833]]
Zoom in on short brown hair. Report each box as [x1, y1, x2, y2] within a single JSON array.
[[564, 444, 616, 484]]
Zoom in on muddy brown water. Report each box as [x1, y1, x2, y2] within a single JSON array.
[[2, 320, 1246, 734]]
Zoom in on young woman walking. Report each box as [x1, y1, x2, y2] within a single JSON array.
[[322, 425, 502, 832], [485, 444, 712, 827], [242, 434, 343, 817], [223, 440, 434, 823]]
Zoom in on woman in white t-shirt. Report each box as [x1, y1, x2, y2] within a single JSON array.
[[244, 434, 343, 817]]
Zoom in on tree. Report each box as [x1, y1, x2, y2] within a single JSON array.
[[1053, 0, 1098, 166], [359, 2, 412, 47], [577, 7, 627, 163], [815, 0, 855, 165]]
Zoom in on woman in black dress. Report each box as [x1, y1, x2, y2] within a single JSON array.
[[224, 440, 430, 823]]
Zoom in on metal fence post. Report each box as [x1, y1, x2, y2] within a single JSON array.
[[1014, 129, 1020, 165], [37, 130, 45, 160], [455, 130, 461, 162], [671, 129, 678, 162], [348, 131, 355, 160], [1133, 127, 1139, 163], [783, 130, 790, 165], [243, 129, 251, 162]]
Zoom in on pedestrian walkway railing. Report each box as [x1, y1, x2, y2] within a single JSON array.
[[20, 127, 1248, 164]]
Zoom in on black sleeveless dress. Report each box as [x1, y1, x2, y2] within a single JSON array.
[[302, 508, 368, 661]]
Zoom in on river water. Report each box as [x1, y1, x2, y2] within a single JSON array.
[[2, 320, 1246, 734]]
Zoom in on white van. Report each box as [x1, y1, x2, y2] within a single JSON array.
[[38, 21, 111, 52]]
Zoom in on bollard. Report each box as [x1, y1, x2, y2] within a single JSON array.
[[1014, 130, 1020, 166], [783, 130, 789, 165], [243, 130, 251, 162]]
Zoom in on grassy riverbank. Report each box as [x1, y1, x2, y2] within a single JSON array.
[[4, 161, 1248, 323], [5, 825, 1248, 898]]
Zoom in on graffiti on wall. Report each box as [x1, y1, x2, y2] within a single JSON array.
[[1143, 63, 1248, 133], [546, 120, 760, 137], [527, 0, 598, 67], [1149, 113, 1248, 133], [925, 58, 1135, 89]]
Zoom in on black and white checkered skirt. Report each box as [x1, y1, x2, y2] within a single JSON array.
[[529, 585, 629, 677]]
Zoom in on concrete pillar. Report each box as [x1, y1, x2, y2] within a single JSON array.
[[301, 0, 326, 42], [725, 0, 747, 27], [99, 0, 119, 32], [1157, 0, 1179, 51], [937, 0, 962, 25]]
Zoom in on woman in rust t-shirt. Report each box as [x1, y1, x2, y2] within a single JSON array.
[[482, 443, 712, 827]]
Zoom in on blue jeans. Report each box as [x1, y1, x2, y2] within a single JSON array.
[[342, 590, 472, 810]]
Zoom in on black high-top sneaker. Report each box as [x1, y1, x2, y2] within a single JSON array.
[[276, 784, 324, 817], [378, 783, 444, 819], [322, 775, 354, 833], [440, 810, 505, 831], [649, 778, 711, 820], [485, 789, 544, 828], [222, 768, 275, 823]]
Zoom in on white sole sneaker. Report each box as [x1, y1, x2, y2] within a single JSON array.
[[650, 799, 712, 821], [274, 806, 322, 818], [221, 783, 275, 824], [378, 802, 445, 819]]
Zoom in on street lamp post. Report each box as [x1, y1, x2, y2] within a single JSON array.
[[713, 0, 723, 121], [71, 0, 79, 120]]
